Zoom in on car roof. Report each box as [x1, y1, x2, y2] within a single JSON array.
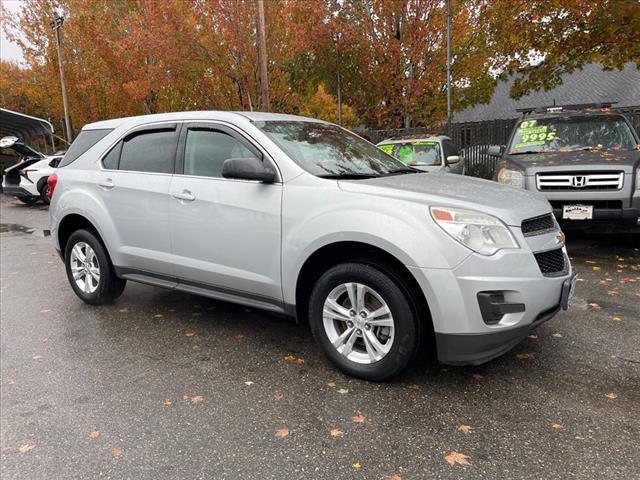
[[82, 111, 327, 130], [378, 134, 450, 145]]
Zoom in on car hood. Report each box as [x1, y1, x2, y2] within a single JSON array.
[[503, 149, 640, 171], [338, 172, 550, 226]]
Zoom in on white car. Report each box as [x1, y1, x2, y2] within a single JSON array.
[[377, 134, 465, 174], [1, 136, 63, 204]]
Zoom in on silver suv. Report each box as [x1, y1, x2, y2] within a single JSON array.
[[49, 112, 575, 380]]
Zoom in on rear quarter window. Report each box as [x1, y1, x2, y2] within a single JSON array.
[[59, 129, 113, 167]]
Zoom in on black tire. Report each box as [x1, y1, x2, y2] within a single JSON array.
[[39, 179, 51, 205], [308, 262, 420, 381], [18, 196, 38, 205], [64, 229, 126, 305]]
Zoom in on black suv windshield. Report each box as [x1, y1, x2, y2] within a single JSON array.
[[508, 115, 637, 154], [255, 121, 412, 177]]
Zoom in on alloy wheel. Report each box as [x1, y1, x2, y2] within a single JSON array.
[[69, 242, 100, 293], [322, 282, 395, 364]]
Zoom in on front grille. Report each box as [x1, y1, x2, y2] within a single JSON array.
[[536, 171, 623, 191], [534, 248, 567, 277], [550, 200, 623, 210], [521, 213, 556, 236]]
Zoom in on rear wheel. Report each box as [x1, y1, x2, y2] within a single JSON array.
[[39, 180, 51, 205], [64, 229, 126, 305], [308, 263, 420, 381]]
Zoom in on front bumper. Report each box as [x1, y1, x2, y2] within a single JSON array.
[[409, 231, 573, 365]]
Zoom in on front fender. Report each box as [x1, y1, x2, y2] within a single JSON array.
[[281, 182, 471, 304]]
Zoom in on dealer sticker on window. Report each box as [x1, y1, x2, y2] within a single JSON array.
[[562, 204, 593, 220]]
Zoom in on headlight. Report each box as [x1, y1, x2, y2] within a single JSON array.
[[430, 206, 519, 255], [497, 168, 524, 188]]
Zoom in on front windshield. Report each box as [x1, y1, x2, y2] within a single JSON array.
[[379, 141, 441, 166], [255, 121, 411, 177], [508, 115, 637, 154]]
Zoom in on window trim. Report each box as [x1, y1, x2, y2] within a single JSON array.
[[98, 121, 181, 175], [175, 121, 282, 183]]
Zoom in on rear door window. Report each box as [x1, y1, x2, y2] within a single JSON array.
[[118, 127, 177, 174], [59, 129, 113, 167]]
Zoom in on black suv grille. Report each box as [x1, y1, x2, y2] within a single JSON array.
[[521, 213, 555, 236], [534, 248, 567, 277]]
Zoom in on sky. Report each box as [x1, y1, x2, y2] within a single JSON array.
[[1, 0, 25, 64]]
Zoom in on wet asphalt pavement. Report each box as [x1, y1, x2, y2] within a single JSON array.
[[1, 195, 639, 480]]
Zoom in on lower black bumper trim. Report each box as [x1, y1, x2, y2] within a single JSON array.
[[435, 305, 561, 366], [2, 186, 33, 197]]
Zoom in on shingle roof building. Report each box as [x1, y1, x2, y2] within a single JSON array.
[[453, 62, 640, 123]]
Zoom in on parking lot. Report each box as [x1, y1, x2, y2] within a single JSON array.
[[0, 194, 638, 479]]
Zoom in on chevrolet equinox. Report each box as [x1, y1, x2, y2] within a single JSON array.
[[48, 112, 575, 380]]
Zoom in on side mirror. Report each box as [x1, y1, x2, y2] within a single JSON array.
[[446, 155, 460, 164], [487, 145, 503, 157], [222, 157, 276, 183]]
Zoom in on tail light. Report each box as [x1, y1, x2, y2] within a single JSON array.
[[47, 173, 58, 200], [20, 169, 35, 180]]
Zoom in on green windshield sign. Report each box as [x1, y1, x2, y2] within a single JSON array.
[[378, 144, 394, 154], [514, 120, 556, 148]]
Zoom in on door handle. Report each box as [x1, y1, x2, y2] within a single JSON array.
[[98, 178, 115, 190], [172, 190, 195, 202]]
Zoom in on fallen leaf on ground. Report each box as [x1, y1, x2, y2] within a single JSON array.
[[163, 399, 173, 407], [275, 428, 289, 438], [588, 303, 602, 310], [190, 395, 204, 404], [457, 425, 472, 433], [327, 382, 336, 388], [516, 352, 535, 360], [89, 431, 100, 438], [111, 447, 122, 458], [245, 381, 254, 386], [551, 423, 563, 429], [32, 355, 42, 360], [592, 266, 601, 272], [388, 475, 402, 480], [445, 451, 470, 466], [353, 463, 361, 470], [611, 316, 622, 321], [337, 388, 348, 395], [7, 379, 16, 385], [409, 384, 420, 390], [296, 358, 305, 364], [118, 308, 128, 313], [352, 414, 366, 423], [605, 392, 617, 399], [183, 330, 195, 337], [330, 428, 343, 438], [182, 395, 190, 401], [153, 314, 163, 319], [552, 332, 563, 338], [18, 444, 35, 454], [472, 373, 483, 380], [283, 354, 296, 361], [273, 391, 284, 401]]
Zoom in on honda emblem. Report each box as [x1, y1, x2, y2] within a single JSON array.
[[571, 176, 588, 187]]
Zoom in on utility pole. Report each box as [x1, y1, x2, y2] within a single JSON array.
[[256, 0, 269, 112], [51, 15, 74, 143], [446, 0, 452, 134], [333, 32, 342, 126]]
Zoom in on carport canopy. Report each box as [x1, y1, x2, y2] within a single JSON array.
[[0, 107, 54, 140]]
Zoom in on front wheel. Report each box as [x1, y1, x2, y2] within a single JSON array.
[[64, 229, 126, 305], [18, 196, 38, 205], [308, 263, 420, 381]]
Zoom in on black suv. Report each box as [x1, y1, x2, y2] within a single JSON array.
[[489, 104, 640, 232]]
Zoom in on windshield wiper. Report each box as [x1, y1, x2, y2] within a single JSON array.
[[317, 173, 380, 179], [382, 168, 421, 176], [508, 150, 540, 155]]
